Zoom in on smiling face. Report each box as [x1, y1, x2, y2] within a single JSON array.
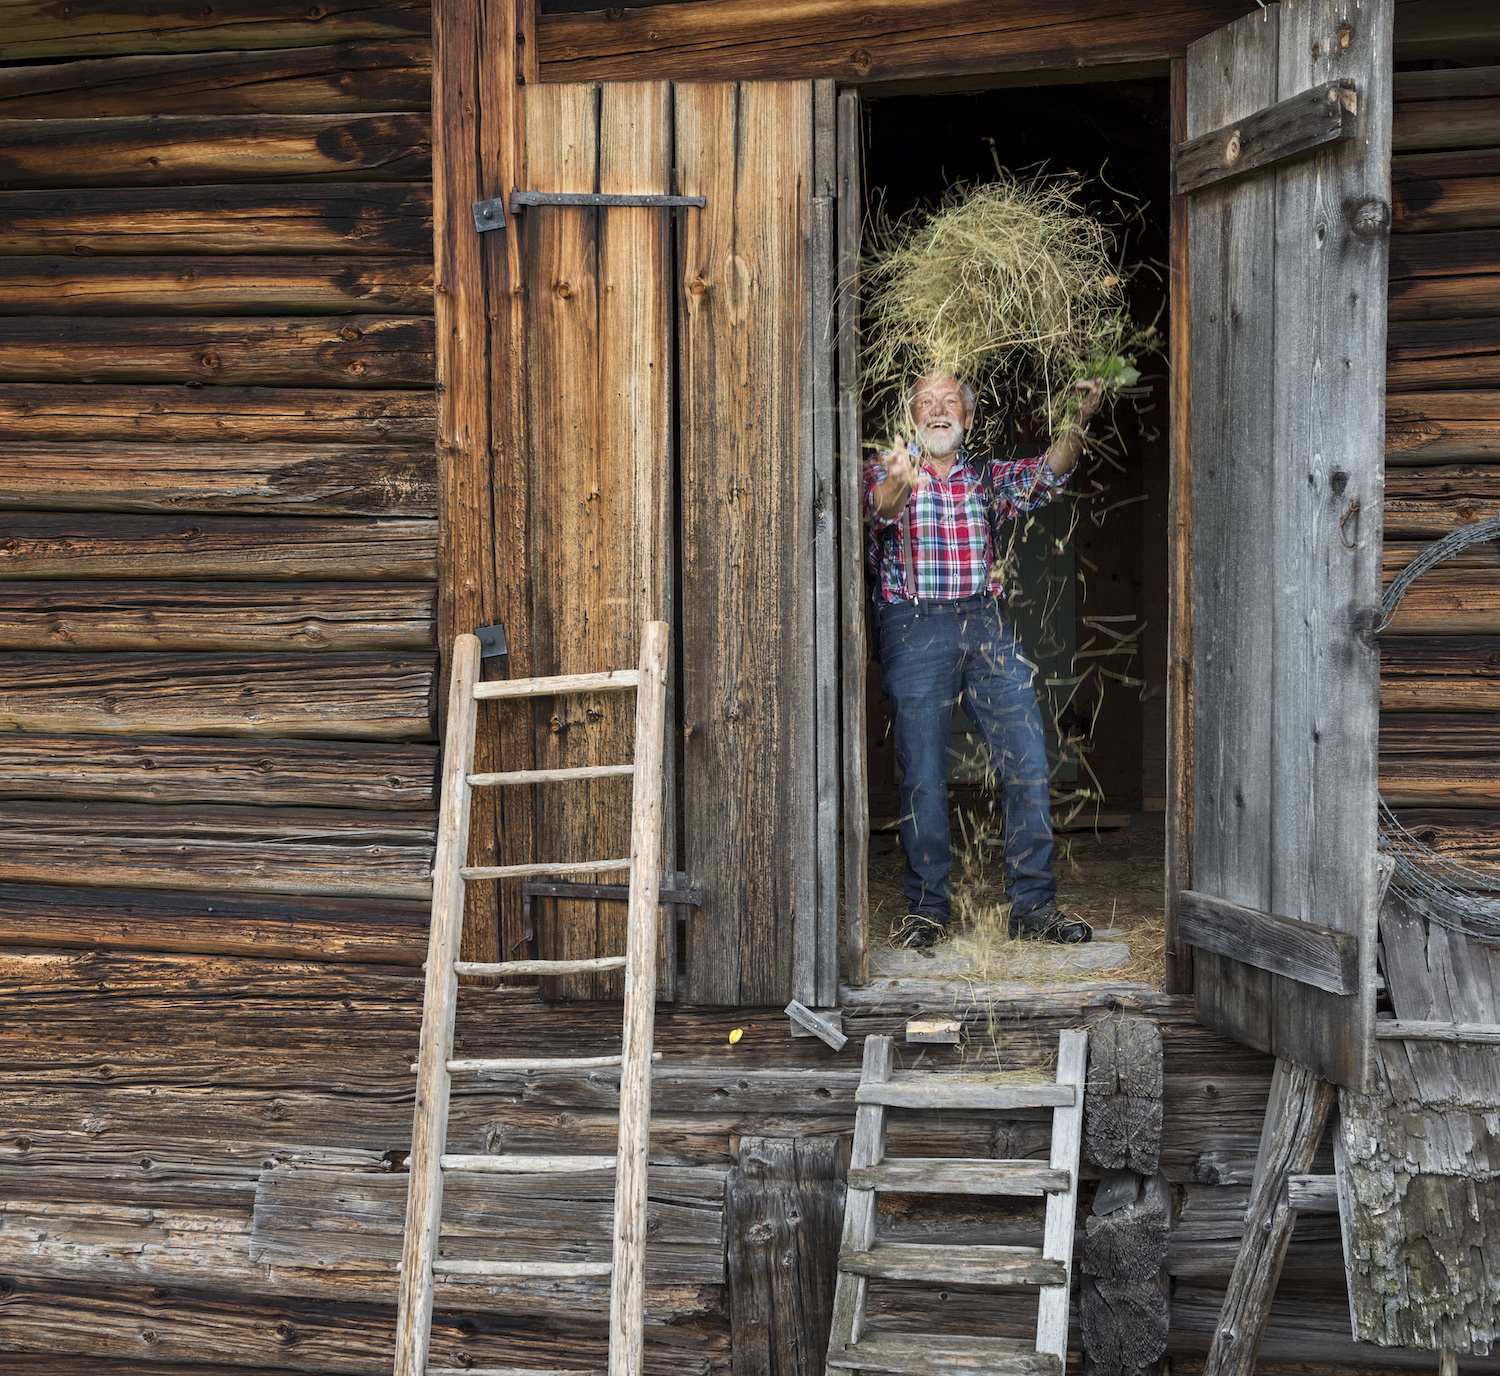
[[909, 373, 973, 457]]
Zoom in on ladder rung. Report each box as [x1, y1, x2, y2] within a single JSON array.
[[474, 669, 640, 700], [855, 1075, 1075, 1111], [462, 859, 631, 881], [441, 1154, 617, 1173], [431, 1369, 605, 1375], [827, 1329, 1061, 1375], [438, 1052, 663, 1073], [847, 1158, 1072, 1196], [453, 956, 627, 976], [467, 764, 635, 787], [434, 1258, 613, 1279], [838, 1242, 1065, 1287]]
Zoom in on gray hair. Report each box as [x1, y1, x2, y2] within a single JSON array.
[[908, 372, 977, 417]]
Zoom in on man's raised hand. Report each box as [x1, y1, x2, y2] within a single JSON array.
[[886, 434, 930, 491]]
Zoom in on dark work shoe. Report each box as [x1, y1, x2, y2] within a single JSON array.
[[1010, 905, 1092, 944], [894, 913, 950, 949]]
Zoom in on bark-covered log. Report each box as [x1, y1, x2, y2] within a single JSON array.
[[0, 733, 437, 808], [0, 315, 435, 388], [0, 113, 431, 188], [0, 799, 434, 899], [1083, 1172, 1175, 1282], [0, 441, 436, 515], [0, 185, 433, 258], [0, 882, 429, 962], [0, 580, 434, 652], [1392, 149, 1500, 235], [1380, 568, 1500, 635], [0, 383, 436, 445], [0, 39, 432, 118], [1384, 462, 1500, 534], [4, 0, 429, 60], [1388, 318, 1500, 392], [1085, 1016, 1163, 1175], [0, 515, 436, 581], [1080, 1271, 1170, 1376], [0, 257, 434, 316], [1386, 390, 1500, 465], [0, 651, 436, 739], [1381, 711, 1500, 754]]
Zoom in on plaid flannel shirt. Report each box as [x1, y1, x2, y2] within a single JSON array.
[[864, 446, 1068, 604]]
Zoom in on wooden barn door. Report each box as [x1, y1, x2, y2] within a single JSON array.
[[1178, 0, 1392, 1090], [520, 80, 838, 1007]]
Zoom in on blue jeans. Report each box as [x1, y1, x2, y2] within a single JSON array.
[[876, 594, 1056, 923]]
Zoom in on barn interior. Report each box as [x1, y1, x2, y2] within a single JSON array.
[[857, 79, 1175, 977]]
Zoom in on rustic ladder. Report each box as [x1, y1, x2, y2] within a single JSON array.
[[394, 621, 670, 1376], [825, 1029, 1088, 1376]]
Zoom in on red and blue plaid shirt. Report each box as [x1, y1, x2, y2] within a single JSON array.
[[864, 446, 1068, 604]]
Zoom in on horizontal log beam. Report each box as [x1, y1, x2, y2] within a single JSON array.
[[1388, 272, 1500, 322], [0, 733, 437, 808], [0, 39, 432, 118], [0, 515, 436, 581], [0, 257, 435, 316], [0, 651, 436, 739], [1388, 318, 1500, 392], [1389, 229, 1500, 279], [1380, 711, 1500, 754], [1390, 807, 1500, 874], [1384, 463, 1500, 534], [0, 316, 435, 388], [1386, 390, 1500, 464], [1382, 637, 1500, 712], [0, 580, 434, 653], [0, 882, 430, 962], [1392, 149, 1500, 233], [1380, 759, 1500, 808], [1374, 1019, 1500, 1042], [0, 800, 434, 900], [1380, 568, 1500, 635], [3, 0, 430, 60], [1393, 95, 1500, 154], [0, 384, 436, 445], [0, 441, 436, 516], [0, 185, 433, 258], [0, 113, 431, 188], [1177, 890, 1359, 995]]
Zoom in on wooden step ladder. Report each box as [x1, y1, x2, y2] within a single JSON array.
[[825, 1029, 1088, 1376], [394, 622, 670, 1376]]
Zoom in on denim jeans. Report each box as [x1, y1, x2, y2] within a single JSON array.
[[876, 594, 1056, 923]]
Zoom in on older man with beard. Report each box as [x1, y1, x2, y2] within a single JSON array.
[[866, 371, 1102, 948]]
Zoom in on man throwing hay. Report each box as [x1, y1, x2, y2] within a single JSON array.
[[866, 371, 1102, 949]]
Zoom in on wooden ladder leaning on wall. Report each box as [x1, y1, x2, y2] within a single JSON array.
[[393, 621, 671, 1376]]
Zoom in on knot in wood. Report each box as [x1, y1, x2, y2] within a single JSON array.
[[1224, 130, 1242, 165], [849, 47, 873, 73], [1338, 23, 1353, 48], [555, 280, 572, 299], [140, 1329, 159, 1345], [687, 276, 708, 297]]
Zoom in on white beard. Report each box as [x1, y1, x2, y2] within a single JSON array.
[[919, 421, 965, 457]]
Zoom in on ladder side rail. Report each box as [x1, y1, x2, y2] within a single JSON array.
[[1036, 1028, 1089, 1362], [608, 621, 670, 1376], [394, 633, 483, 1376], [827, 1033, 896, 1358]]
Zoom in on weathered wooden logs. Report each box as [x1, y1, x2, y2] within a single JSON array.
[[1081, 1271, 1171, 1376], [1380, 759, 1500, 808], [1392, 67, 1500, 154], [1389, 808, 1500, 873], [0, 185, 434, 257], [0, 734, 437, 808], [1380, 711, 1500, 754], [1388, 317, 1500, 392], [1383, 463, 1500, 535], [0, 652, 436, 739], [1381, 637, 1500, 712], [0, 515, 437, 581], [1085, 1016, 1164, 1176], [1380, 568, 1500, 635], [1386, 391, 1500, 464], [0, 39, 432, 118], [0, 315, 436, 388], [0, 113, 431, 187], [1387, 228, 1500, 322], [0, 256, 434, 315], [1392, 150, 1500, 234], [1083, 1171, 1175, 1283]]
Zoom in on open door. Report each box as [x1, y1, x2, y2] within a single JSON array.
[[1177, 0, 1391, 1090]]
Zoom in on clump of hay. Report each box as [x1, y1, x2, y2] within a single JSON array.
[[862, 175, 1152, 446]]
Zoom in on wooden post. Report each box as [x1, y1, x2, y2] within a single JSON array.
[[1205, 1059, 1335, 1376], [608, 620, 669, 1376], [394, 633, 480, 1376]]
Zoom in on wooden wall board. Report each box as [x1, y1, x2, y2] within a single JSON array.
[[1392, 148, 1500, 234], [0, 113, 432, 188], [0, 256, 435, 316], [0, 652, 436, 740], [3, 0, 431, 59], [0, 315, 436, 389], [0, 385, 438, 446], [0, 186, 435, 258], [0, 39, 433, 118], [1384, 464, 1500, 535], [1380, 760, 1500, 808], [1389, 316, 1500, 391], [0, 515, 437, 582], [1380, 710, 1500, 754], [678, 80, 814, 1008], [1389, 807, 1500, 873], [0, 442, 436, 517], [1382, 636, 1500, 711], [1386, 389, 1500, 464], [1379, 567, 1500, 635]]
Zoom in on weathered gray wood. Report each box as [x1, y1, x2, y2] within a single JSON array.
[[1188, 0, 1389, 1091], [856, 1075, 1074, 1111], [1038, 1028, 1088, 1360], [784, 999, 847, 1050], [1376, 1020, 1500, 1043], [1178, 890, 1360, 996], [1080, 1271, 1171, 1376], [1085, 1015, 1164, 1175], [826, 1329, 1061, 1376], [1176, 79, 1356, 194], [847, 1158, 1069, 1196], [840, 1242, 1064, 1288], [1286, 1173, 1340, 1211], [1082, 1172, 1175, 1282], [727, 1136, 841, 1376]]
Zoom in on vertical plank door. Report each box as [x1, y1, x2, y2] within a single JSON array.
[[1183, 0, 1391, 1090]]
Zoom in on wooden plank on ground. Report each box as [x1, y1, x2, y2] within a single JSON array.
[[679, 80, 814, 1008], [0, 315, 435, 388], [0, 185, 434, 257], [0, 652, 435, 739], [0, 39, 432, 118], [0, 514, 436, 581], [0, 113, 431, 188], [0, 734, 436, 809]]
